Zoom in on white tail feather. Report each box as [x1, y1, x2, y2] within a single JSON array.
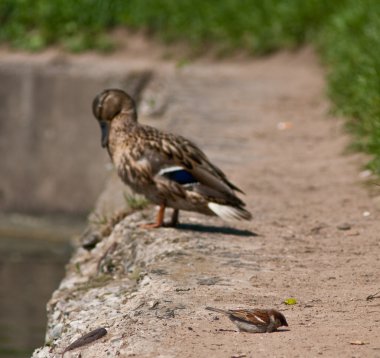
[[208, 202, 252, 221], [158, 166, 183, 175]]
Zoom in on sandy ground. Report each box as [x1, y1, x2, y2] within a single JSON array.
[[144, 48, 380, 357], [32, 47, 380, 358]]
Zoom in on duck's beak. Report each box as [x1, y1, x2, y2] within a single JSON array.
[[100, 122, 109, 148]]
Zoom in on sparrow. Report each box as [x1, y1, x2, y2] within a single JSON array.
[[206, 306, 288, 333], [92, 89, 252, 228]]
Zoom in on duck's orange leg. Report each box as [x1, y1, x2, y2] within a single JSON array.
[[141, 204, 165, 229]]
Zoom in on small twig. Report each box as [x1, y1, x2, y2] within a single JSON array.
[[61, 327, 107, 357], [366, 290, 380, 301], [97, 242, 118, 272]]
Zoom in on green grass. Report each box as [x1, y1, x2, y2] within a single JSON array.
[[1, 0, 380, 170], [317, 1, 380, 171], [1, 0, 339, 53]]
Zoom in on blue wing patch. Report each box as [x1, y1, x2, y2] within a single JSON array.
[[159, 166, 198, 185]]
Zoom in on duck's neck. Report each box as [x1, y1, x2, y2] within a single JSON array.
[[107, 115, 138, 158], [112, 115, 137, 132], [120, 107, 137, 121]]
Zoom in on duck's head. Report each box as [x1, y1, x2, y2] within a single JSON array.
[[92, 89, 137, 147]]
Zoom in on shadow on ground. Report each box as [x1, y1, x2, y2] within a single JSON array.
[[175, 223, 258, 237]]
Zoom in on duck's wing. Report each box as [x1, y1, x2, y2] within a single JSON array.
[[146, 130, 244, 197], [135, 126, 251, 220]]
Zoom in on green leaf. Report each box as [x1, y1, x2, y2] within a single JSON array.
[[284, 298, 297, 305]]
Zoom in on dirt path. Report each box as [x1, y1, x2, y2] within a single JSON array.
[[33, 48, 380, 358], [145, 48, 380, 357]]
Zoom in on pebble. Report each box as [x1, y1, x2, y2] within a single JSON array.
[[337, 223, 351, 231], [48, 323, 64, 340], [197, 277, 221, 286]]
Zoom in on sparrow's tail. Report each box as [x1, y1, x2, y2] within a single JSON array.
[[205, 306, 230, 315]]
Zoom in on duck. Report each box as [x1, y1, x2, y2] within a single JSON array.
[[92, 89, 252, 228]]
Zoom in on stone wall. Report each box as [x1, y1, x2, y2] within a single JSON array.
[[0, 56, 151, 215]]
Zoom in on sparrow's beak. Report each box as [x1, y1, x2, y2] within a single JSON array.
[[100, 122, 109, 148]]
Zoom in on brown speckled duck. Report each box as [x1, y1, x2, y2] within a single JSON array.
[[92, 89, 252, 228]]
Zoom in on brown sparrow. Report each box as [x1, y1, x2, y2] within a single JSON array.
[[206, 306, 288, 333]]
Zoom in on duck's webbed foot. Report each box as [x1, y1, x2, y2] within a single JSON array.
[[140, 204, 165, 229], [140, 206, 180, 229]]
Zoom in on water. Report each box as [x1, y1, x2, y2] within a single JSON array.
[[0, 215, 84, 358]]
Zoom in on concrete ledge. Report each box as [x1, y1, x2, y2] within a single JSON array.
[[0, 57, 151, 215], [32, 208, 259, 358]]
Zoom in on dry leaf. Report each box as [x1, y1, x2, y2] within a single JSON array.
[[277, 121, 293, 130], [349, 341, 367, 345]]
